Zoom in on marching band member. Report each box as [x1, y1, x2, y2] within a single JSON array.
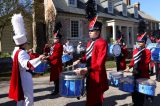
[[125, 32, 151, 106], [74, 0, 109, 105], [115, 36, 128, 71], [8, 14, 45, 106], [47, 22, 63, 95], [74, 19, 109, 106]]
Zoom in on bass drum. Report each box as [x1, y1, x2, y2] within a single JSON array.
[[109, 44, 121, 57]]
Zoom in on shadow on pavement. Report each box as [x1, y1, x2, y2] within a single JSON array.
[[0, 93, 8, 98], [65, 100, 86, 106], [104, 93, 130, 106], [34, 86, 61, 102], [66, 93, 130, 106], [34, 93, 60, 102], [34, 86, 53, 93], [0, 100, 16, 106]]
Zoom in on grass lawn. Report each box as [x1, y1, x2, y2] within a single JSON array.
[[105, 59, 131, 69], [105, 60, 116, 68]]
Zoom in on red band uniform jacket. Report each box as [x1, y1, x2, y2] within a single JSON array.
[[129, 48, 151, 79], [49, 43, 63, 81], [82, 37, 109, 106]]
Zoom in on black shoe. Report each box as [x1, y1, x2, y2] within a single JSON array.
[[147, 96, 153, 103], [50, 91, 59, 95]]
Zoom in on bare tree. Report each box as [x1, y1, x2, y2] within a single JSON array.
[[0, 0, 31, 52]]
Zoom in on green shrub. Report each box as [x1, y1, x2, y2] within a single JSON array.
[[0, 52, 11, 58]]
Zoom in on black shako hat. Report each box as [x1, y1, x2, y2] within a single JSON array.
[[53, 22, 62, 39]]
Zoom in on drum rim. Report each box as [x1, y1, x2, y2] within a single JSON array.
[[60, 71, 84, 79], [136, 78, 156, 85]]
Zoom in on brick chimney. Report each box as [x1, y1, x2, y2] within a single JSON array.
[[134, 2, 140, 10], [126, 0, 130, 5], [123, 0, 130, 5]]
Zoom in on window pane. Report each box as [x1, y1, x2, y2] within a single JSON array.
[[69, 0, 75, 5], [71, 21, 79, 37], [108, 1, 113, 13]]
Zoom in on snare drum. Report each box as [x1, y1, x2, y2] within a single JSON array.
[[108, 44, 121, 57], [119, 76, 134, 92], [136, 78, 156, 96], [34, 62, 48, 73], [62, 54, 72, 63], [110, 72, 123, 86], [59, 71, 85, 97]]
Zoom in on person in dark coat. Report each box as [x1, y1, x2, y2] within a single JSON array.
[[115, 37, 128, 71], [47, 22, 63, 95]]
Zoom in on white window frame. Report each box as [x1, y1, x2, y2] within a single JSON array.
[[70, 20, 80, 38], [122, 3, 127, 16], [108, 0, 113, 13], [68, 0, 77, 7]]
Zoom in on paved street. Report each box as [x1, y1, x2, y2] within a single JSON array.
[[0, 70, 160, 106]]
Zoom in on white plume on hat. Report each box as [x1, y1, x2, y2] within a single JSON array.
[[11, 13, 27, 45]]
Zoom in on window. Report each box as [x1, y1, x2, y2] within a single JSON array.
[[134, 7, 138, 18], [68, 0, 77, 7], [69, 0, 75, 5], [108, 0, 113, 13], [71, 20, 79, 37], [122, 3, 127, 16], [128, 27, 132, 45]]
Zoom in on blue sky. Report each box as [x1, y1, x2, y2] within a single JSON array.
[[131, 0, 160, 20]]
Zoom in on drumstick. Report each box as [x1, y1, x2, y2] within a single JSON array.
[[65, 65, 74, 69]]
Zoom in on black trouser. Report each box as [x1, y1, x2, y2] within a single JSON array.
[[132, 91, 145, 106], [116, 61, 120, 71], [132, 76, 145, 106], [155, 63, 160, 81], [115, 56, 122, 71], [54, 80, 59, 93]]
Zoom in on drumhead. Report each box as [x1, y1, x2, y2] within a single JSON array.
[[112, 44, 121, 57], [111, 72, 123, 76], [137, 78, 156, 86], [119, 76, 134, 84], [60, 71, 83, 80]]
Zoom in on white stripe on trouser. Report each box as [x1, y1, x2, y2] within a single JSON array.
[[17, 92, 33, 106]]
